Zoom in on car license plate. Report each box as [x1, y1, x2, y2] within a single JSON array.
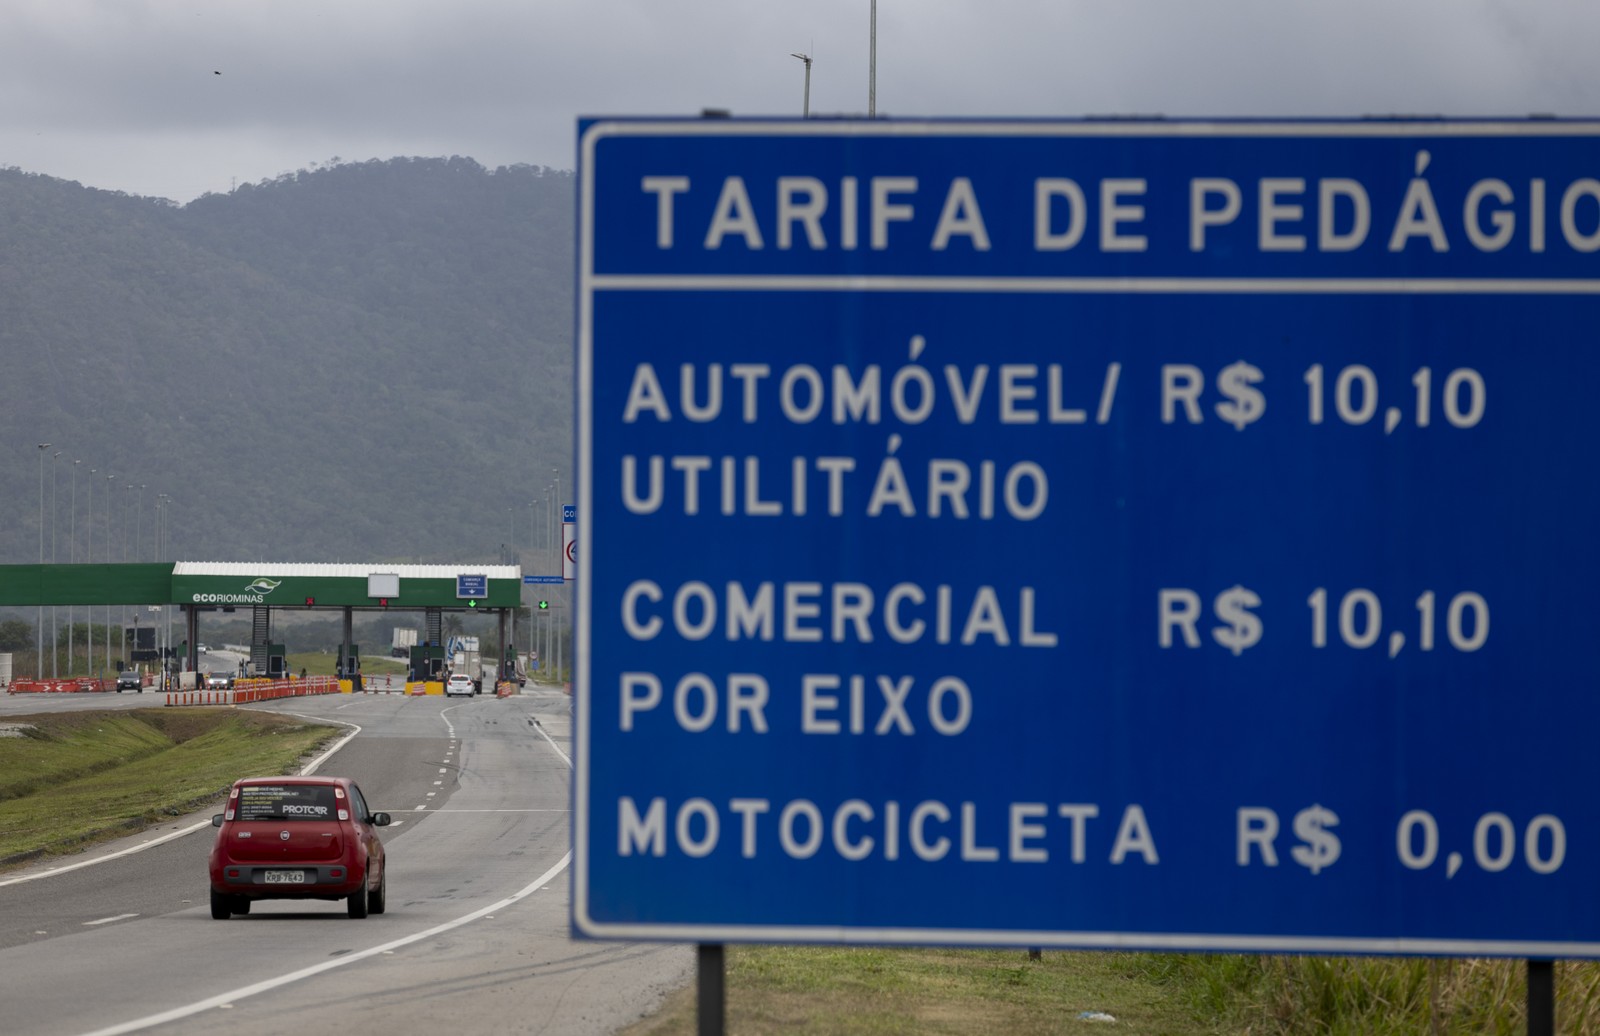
[[264, 870, 307, 884]]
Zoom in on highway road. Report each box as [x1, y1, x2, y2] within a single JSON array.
[[0, 688, 692, 1035]]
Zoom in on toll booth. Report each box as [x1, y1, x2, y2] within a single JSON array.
[[248, 641, 287, 678], [335, 644, 361, 688], [409, 643, 446, 682], [264, 644, 288, 679]]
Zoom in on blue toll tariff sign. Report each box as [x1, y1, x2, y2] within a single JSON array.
[[573, 119, 1600, 955]]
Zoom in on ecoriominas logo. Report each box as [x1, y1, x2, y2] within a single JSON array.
[[192, 577, 284, 605]]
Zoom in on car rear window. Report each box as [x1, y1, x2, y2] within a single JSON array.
[[235, 784, 339, 821]]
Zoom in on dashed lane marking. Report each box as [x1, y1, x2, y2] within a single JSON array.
[[83, 914, 139, 927]]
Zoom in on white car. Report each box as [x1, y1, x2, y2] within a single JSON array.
[[445, 673, 475, 697]]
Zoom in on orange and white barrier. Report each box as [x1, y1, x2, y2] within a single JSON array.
[[164, 676, 342, 707], [8, 678, 113, 694], [163, 689, 237, 706]]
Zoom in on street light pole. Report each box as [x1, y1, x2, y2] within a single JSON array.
[[122, 486, 135, 665], [123, 484, 134, 660], [537, 498, 544, 665], [554, 470, 563, 686], [157, 493, 170, 667], [51, 450, 60, 678], [106, 474, 115, 670], [544, 485, 554, 678], [791, 52, 812, 117], [36, 443, 50, 679], [87, 468, 94, 681], [869, 0, 877, 117], [70, 460, 78, 676]]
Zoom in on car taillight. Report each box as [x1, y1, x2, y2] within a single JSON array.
[[227, 868, 241, 878], [338, 809, 349, 821], [330, 868, 344, 878], [225, 810, 235, 820]]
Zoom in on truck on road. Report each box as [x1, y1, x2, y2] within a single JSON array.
[[391, 627, 418, 658], [447, 635, 482, 694]]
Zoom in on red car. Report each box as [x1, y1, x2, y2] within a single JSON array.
[[208, 776, 391, 919]]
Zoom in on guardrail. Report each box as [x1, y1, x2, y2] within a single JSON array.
[[164, 676, 342, 707]]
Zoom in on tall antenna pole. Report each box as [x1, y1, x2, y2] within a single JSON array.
[[869, 0, 877, 117]]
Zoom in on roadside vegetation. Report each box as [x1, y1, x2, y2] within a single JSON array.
[[0, 708, 339, 867], [285, 651, 405, 678], [624, 945, 1600, 1034]]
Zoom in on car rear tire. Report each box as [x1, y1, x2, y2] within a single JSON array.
[[210, 889, 232, 920], [347, 883, 369, 919], [369, 870, 387, 915]]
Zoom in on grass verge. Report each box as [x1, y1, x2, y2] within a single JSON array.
[[620, 946, 1600, 1035], [1154, 953, 1600, 1034], [286, 652, 406, 677], [0, 708, 340, 868], [620, 946, 1222, 1035]]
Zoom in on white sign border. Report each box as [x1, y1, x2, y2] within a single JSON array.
[[573, 118, 1600, 950]]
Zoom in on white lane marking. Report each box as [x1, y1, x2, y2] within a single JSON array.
[[0, 712, 362, 890], [437, 768, 447, 774], [392, 809, 568, 813], [83, 914, 139, 927], [74, 852, 573, 1036], [530, 714, 571, 768], [415, 805, 426, 811], [440, 704, 468, 739], [432, 781, 443, 786], [274, 710, 363, 777], [0, 824, 208, 888]]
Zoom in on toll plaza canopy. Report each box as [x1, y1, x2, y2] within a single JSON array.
[[0, 562, 523, 608]]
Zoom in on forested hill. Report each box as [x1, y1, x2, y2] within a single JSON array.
[[0, 158, 574, 568]]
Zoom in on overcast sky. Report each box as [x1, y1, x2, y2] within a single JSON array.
[[2, 0, 1597, 204]]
